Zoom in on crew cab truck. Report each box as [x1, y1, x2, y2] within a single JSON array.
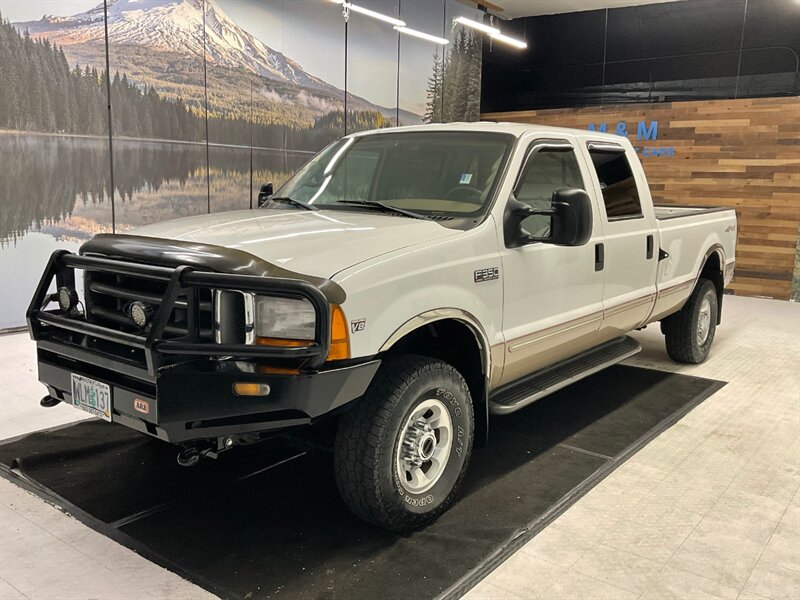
[[28, 123, 736, 531]]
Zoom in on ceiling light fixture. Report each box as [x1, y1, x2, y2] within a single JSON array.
[[490, 32, 528, 49], [394, 26, 450, 45], [331, 0, 406, 28], [454, 16, 500, 36], [453, 14, 527, 50]]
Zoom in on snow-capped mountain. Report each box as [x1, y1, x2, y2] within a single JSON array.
[[17, 0, 339, 93]]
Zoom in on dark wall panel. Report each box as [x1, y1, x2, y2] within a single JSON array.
[[482, 0, 800, 112], [738, 0, 800, 98], [605, 0, 746, 61], [481, 11, 606, 111]]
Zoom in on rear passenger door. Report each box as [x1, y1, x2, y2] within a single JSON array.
[[583, 141, 659, 338]]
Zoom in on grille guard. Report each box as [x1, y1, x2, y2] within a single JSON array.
[[27, 250, 332, 375]]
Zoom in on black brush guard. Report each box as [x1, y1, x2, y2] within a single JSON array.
[[27, 249, 332, 375], [24, 249, 381, 445]]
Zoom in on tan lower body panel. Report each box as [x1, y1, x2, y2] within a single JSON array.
[[496, 292, 660, 388], [597, 292, 657, 339], [498, 311, 603, 387], [647, 279, 694, 323]]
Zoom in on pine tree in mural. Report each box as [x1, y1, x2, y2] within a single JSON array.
[[424, 50, 444, 124], [0, 16, 197, 139], [424, 28, 482, 124]]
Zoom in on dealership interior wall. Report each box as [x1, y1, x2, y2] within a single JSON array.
[[481, 0, 800, 301], [1, 1, 799, 600]]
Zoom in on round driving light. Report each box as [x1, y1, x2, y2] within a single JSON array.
[[57, 286, 78, 312], [129, 301, 154, 329]]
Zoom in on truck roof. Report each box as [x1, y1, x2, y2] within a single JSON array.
[[352, 121, 623, 142]]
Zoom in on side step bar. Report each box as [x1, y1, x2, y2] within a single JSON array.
[[489, 336, 642, 415]]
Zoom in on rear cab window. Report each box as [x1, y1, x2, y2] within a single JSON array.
[[587, 146, 643, 220]]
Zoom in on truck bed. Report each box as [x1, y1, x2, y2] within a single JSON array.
[[654, 205, 735, 220], [649, 204, 737, 322]]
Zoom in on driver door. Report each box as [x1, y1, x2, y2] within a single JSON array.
[[498, 138, 606, 386]]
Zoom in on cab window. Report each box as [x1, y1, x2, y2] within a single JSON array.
[[515, 147, 585, 237], [588, 149, 643, 220]]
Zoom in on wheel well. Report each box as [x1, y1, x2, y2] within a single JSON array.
[[700, 250, 724, 324], [383, 319, 488, 445]]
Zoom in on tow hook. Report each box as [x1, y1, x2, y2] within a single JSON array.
[[176, 436, 236, 467], [40, 395, 61, 408]]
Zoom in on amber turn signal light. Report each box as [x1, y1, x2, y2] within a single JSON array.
[[328, 305, 350, 361], [233, 383, 271, 397], [255, 337, 309, 347]]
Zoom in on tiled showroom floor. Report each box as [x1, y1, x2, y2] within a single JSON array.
[[1, 295, 798, 600]]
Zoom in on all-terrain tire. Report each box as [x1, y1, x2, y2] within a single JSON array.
[[662, 278, 718, 364], [334, 355, 474, 531]]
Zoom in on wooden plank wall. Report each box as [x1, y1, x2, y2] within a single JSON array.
[[483, 97, 800, 300]]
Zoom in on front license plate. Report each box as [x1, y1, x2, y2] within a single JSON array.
[[70, 374, 112, 422]]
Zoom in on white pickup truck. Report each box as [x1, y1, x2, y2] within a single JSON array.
[[28, 123, 736, 530]]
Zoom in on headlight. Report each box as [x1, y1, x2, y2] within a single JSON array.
[[255, 296, 316, 341]]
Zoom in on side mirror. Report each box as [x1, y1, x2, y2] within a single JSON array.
[[504, 187, 592, 248], [257, 182, 274, 208], [550, 188, 593, 246]]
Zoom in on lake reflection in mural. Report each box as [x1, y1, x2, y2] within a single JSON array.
[[0, 134, 308, 242], [0, 132, 308, 328]]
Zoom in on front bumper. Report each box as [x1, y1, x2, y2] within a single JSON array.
[[38, 341, 380, 443], [28, 246, 378, 444]]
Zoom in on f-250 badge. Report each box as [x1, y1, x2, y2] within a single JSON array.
[[474, 267, 500, 283]]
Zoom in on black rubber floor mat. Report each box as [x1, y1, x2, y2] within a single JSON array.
[[0, 366, 724, 600]]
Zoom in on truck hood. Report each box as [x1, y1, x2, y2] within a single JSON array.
[[130, 209, 459, 279]]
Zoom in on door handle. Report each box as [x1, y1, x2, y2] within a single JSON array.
[[646, 234, 654, 259], [595, 243, 604, 271]]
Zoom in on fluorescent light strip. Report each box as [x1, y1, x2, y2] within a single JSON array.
[[331, 0, 406, 27], [394, 26, 449, 45], [453, 14, 527, 50], [490, 31, 528, 49], [454, 16, 499, 36]]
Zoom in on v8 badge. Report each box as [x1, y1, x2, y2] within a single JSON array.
[[351, 319, 366, 333]]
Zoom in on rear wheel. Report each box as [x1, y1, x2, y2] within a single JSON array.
[[662, 278, 718, 364], [334, 355, 474, 531]]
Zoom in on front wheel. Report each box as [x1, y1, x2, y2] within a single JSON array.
[[662, 278, 718, 364], [334, 355, 474, 531]]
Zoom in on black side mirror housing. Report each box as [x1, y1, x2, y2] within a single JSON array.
[[550, 188, 593, 246], [504, 187, 593, 248], [257, 182, 274, 208], [503, 196, 535, 248]]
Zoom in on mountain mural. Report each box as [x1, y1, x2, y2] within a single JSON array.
[[13, 0, 422, 128], [0, 0, 485, 329]]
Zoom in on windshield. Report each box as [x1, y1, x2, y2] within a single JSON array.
[[273, 131, 514, 220]]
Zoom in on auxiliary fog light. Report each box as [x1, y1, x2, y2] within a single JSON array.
[[233, 383, 271, 397], [129, 301, 154, 329], [57, 286, 79, 312]]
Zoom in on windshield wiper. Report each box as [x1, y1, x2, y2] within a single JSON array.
[[268, 196, 319, 211], [337, 200, 428, 220]]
